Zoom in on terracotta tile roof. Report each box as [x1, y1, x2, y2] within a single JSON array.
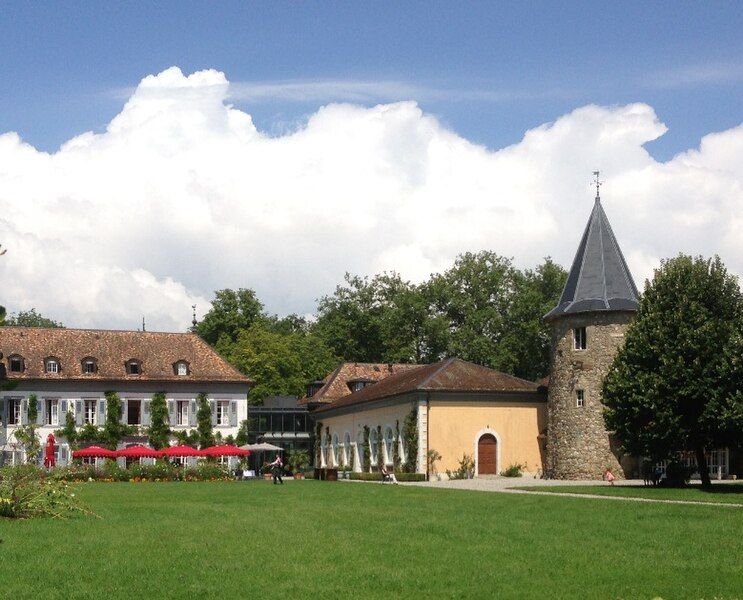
[[314, 358, 542, 413], [0, 327, 251, 384], [299, 362, 420, 405]]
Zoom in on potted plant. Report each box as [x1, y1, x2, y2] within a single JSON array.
[[287, 449, 310, 479]]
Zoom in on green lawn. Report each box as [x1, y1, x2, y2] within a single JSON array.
[[1, 481, 741, 599], [515, 482, 743, 504]]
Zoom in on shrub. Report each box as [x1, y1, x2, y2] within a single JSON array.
[[662, 460, 694, 488], [446, 454, 475, 480], [500, 463, 525, 477], [0, 465, 94, 519], [53, 461, 231, 483]]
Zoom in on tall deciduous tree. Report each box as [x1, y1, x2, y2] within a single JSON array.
[[603, 255, 743, 487], [221, 324, 339, 404], [4, 308, 63, 328], [196, 288, 264, 345]]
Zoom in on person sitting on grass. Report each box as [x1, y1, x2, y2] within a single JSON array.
[[381, 464, 398, 485]]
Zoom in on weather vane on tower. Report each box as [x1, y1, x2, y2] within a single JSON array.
[[592, 170, 602, 201]]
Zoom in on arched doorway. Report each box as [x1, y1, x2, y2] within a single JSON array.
[[477, 434, 498, 475]]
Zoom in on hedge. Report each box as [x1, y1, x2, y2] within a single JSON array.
[[54, 462, 232, 482]]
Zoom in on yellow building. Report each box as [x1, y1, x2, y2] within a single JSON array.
[[312, 358, 547, 478]]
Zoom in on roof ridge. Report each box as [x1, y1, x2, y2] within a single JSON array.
[[1, 326, 195, 335]]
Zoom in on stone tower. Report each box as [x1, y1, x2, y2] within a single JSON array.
[[544, 189, 640, 479]]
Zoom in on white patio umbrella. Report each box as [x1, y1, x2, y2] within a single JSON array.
[[241, 442, 283, 452]]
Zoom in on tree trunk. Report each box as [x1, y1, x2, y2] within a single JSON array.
[[694, 445, 711, 488]]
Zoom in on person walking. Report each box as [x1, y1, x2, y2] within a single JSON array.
[[269, 454, 284, 485]]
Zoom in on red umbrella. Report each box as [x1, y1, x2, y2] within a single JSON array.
[[72, 445, 117, 459], [160, 445, 203, 457], [116, 445, 163, 458], [199, 444, 250, 457], [44, 433, 56, 467]]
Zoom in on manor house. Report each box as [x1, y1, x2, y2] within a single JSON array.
[[0, 327, 251, 465]]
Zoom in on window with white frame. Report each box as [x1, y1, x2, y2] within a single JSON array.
[[573, 327, 587, 350], [46, 398, 58, 425], [8, 398, 21, 425], [384, 427, 394, 465], [576, 389, 585, 408], [331, 433, 339, 466], [45, 359, 60, 374], [369, 428, 379, 464], [177, 400, 189, 426], [82, 359, 97, 374], [216, 401, 230, 426], [175, 361, 188, 376], [84, 400, 97, 425]]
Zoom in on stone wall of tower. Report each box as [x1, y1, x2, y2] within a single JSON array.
[[546, 311, 636, 479]]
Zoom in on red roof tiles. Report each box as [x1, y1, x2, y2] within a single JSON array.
[[0, 327, 251, 384]]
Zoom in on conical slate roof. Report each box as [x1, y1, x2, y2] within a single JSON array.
[[545, 197, 639, 320]]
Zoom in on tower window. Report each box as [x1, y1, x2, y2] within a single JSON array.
[[573, 327, 587, 350], [576, 389, 585, 408]]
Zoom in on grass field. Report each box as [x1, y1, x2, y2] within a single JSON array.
[[1, 481, 742, 599], [515, 482, 743, 504]]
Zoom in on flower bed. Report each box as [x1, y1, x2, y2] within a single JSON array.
[[54, 462, 232, 483]]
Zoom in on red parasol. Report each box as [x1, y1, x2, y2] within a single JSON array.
[[199, 444, 250, 457], [116, 445, 163, 458], [44, 433, 56, 468], [160, 445, 203, 457], [72, 445, 118, 459]]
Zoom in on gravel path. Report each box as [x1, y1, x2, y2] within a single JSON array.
[[401, 477, 742, 508]]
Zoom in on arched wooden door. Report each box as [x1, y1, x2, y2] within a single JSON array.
[[477, 434, 498, 475]]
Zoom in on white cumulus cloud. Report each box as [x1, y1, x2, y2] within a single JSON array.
[[0, 67, 741, 331]]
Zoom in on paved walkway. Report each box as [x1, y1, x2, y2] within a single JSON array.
[[401, 477, 742, 508]]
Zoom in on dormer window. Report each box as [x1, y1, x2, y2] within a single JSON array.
[[174, 361, 189, 376], [306, 381, 325, 398], [45, 358, 60, 374], [8, 355, 24, 373], [126, 360, 141, 375], [82, 358, 98, 374], [347, 378, 374, 393]]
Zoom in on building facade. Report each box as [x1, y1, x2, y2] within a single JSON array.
[[313, 358, 547, 477], [0, 327, 251, 465]]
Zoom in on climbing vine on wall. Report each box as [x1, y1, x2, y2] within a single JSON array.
[[402, 405, 418, 473], [362, 425, 370, 472], [376, 425, 383, 472], [393, 420, 401, 472]]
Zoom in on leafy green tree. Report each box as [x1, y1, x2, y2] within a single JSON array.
[[4, 308, 63, 328], [221, 323, 338, 403], [147, 393, 170, 449], [603, 255, 743, 487], [196, 393, 215, 449], [196, 288, 264, 345]]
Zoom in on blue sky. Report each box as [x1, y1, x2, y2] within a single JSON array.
[[1, 3, 743, 330], [2, 2, 741, 160]]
